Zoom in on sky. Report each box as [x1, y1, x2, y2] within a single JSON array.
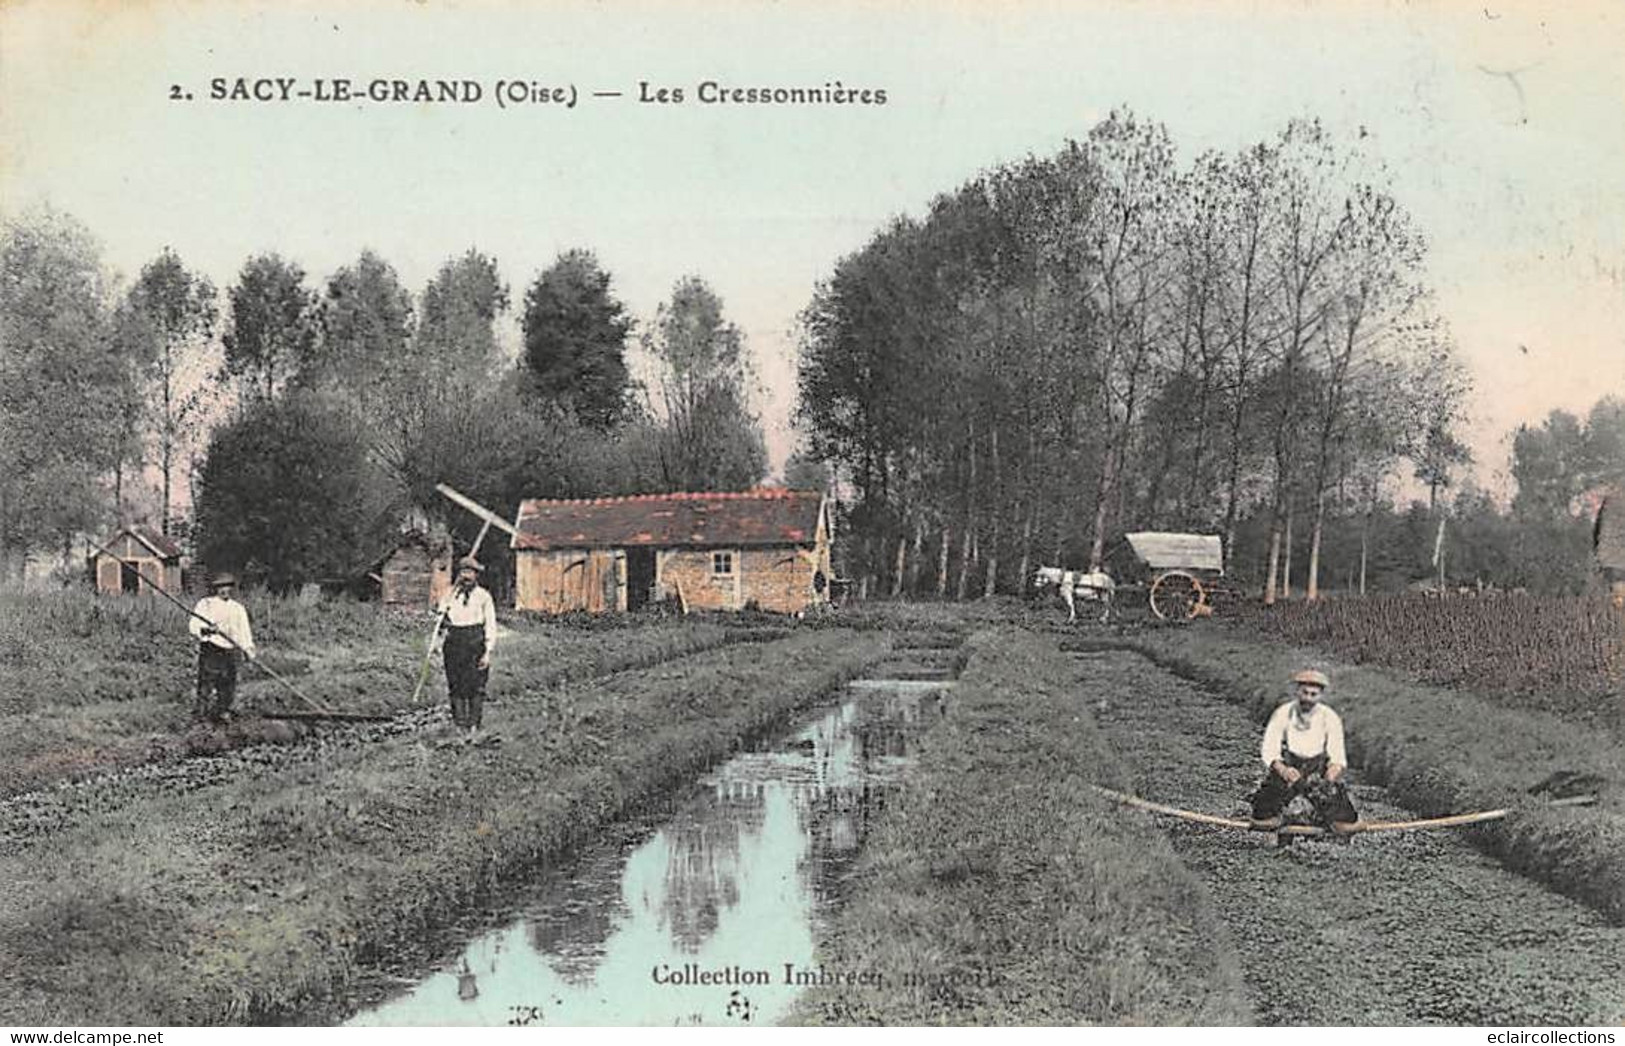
[[3, 0, 1622, 498]]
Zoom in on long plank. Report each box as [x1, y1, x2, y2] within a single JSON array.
[[1090, 784, 1595, 836]]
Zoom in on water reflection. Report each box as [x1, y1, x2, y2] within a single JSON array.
[[349, 679, 950, 1027]]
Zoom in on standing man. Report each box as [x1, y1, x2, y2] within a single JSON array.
[[189, 572, 255, 723], [437, 556, 497, 742], [1251, 668, 1359, 834]]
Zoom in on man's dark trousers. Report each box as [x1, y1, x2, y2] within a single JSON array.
[[195, 644, 238, 721], [443, 624, 488, 729], [1251, 752, 1358, 824]]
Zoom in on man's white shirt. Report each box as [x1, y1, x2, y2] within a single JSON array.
[[1259, 701, 1346, 768], [437, 585, 497, 657], [189, 596, 255, 657]]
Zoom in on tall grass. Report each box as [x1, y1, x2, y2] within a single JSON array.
[[0, 588, 739, 798], [0, 588, 422, 714], [1230, 595, 1624, 728]]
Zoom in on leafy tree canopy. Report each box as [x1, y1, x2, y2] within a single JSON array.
[[520, 249, 633, 429], [222, 253, 319, 403]]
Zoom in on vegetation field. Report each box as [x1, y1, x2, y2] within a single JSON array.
[[0, 621, 886, 1025], [1125, 627, 1625, 925], [6, 593, 1624, 1026], [1228, 594, 1625, 732], [796, 611, 1625, 1024], [1084, 646, 1625, 1024], [0, 589, 742, 798], [795, 627, 1250, 1026]]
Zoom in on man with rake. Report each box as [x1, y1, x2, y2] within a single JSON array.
[[436, 556, 498, 743], [189, 572, 255, 723], [1250, 668, 1359, 835]]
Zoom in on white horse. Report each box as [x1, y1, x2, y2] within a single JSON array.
[[1034, 566, 1116, 623]]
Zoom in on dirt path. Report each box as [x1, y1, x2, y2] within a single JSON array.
[[1080, 647, 1625, 1025]]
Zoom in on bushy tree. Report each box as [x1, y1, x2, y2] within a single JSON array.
[[222, 254, 319, 403], [0, 207, 126, 576], [1581, 396, 1625, 490], [416, 248, 509, 379], [521, 249, 633, 428], [311, 249, 414, 412], [1511, 410, 1588, 519], [644, 276, 767, 491], [783, 447, 832, 491], [194, 390, 391, 592]]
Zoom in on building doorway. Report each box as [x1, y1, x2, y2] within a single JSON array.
[[626, 548, 657, 611], [120, 560, 141, 594]]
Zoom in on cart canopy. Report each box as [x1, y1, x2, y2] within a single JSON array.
[[1125, 532, 1224, 572]]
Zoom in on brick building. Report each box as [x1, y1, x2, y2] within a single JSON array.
[[511, 489, 832, 615]]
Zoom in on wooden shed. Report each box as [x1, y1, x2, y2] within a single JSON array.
[[1594, 485, 1625, 600], [371, 530, 454, 609], [512, 489, 832, 615], [92, 525, 182, 596]]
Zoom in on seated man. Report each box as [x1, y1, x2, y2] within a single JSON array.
[[1251, 668, 1358, 835]]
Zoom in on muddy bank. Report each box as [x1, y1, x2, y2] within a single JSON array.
[[1085, 647, 1625, 1025], [0, 631, 884, 1025], [1117, 630, 1625, 925], [794, 628, 1250, 1026]]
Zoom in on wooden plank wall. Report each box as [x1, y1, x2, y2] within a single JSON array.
[[516, 549, 624, 613]]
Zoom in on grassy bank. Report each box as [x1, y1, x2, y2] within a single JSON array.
[[1123, 628, 1625, 925], [793, 627, 1250, 1026], [0, 587, 739, 797], [0, 629, 886, 1025]]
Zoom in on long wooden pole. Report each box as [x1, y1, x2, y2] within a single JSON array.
[[88, 538, 331, 714], [1090, 785, 1595, 837]]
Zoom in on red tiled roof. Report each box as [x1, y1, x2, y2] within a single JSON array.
[[513, 489, 826, 551]]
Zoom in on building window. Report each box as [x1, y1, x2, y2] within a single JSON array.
[[712, 551, 734, 577]]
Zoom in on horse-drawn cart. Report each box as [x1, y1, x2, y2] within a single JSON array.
[[1035, 531, 1241, 623], [1121, 531, 1238, 621]]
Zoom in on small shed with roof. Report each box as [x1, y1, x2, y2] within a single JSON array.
[[511, 489, 832, 615], [370, 529, 455, 609], [91, 525, 183, 596], [1594, 485, 1625, 598]]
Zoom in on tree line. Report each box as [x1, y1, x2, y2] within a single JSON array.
[[0, 207, 768, 591], [796, 110, 1621, 599]]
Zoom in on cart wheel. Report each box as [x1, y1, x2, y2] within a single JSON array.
[[1150, 571, 1206, 621]]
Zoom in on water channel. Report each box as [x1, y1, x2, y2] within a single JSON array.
[[348, 673, 953, 1027]]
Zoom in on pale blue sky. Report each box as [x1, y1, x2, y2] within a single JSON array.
[[3, 0, 1621, 491]]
